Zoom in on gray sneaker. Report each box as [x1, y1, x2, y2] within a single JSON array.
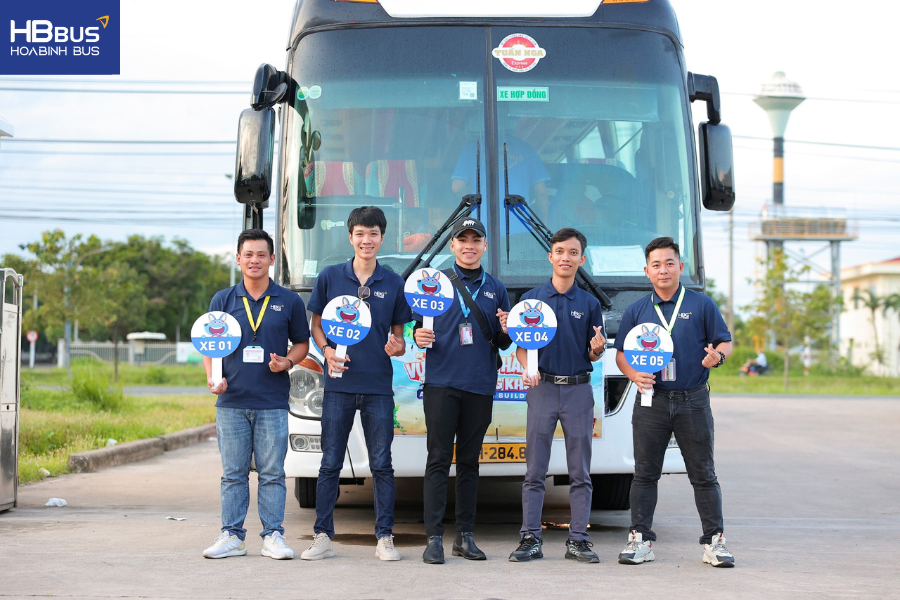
[[703, 533, 735, 568], [618, 530, 654, 565], [300, 532, 335, 560]]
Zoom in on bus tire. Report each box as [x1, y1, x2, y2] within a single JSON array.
[[294, 477, 317, 509], [590, 474, 633, 510]]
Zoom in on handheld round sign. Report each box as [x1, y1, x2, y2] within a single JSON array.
[[404, 268, 454, 347], [191, 312, 243, 387], [507, 300, 558, 377], [622, 323, 674, 407], [321, 295, 372, 378]]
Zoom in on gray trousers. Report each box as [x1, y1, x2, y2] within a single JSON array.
[[520, 382, 595, 542]]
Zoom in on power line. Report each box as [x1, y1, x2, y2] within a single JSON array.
[[0, 86, 245, 95], [5, 138, 235, 145], [0, 77, 248, 85], [1, 184, 233, 197], [0, 166, 233, 177], [0, 149, 233, 156], [722, 91, 900, 106], [732, 143, 900, 164], [733, 135, 900, 152]]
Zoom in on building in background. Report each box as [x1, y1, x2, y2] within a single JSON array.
[[840, 257, 900, 377]]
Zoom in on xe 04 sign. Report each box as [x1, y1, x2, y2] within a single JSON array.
[[0, 0, 120, 75]]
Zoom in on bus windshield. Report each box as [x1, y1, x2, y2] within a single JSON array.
[[281, 26, 696, 289]]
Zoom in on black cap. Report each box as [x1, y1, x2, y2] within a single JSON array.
[[451, 216, 486, 238]]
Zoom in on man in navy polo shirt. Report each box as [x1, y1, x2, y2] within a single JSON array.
[[613, 236, 735, 568], [501, 228, 606, 564], [412, 216, 511, 564], [301, 206, 412, 562], [201, 229, 310, 561]]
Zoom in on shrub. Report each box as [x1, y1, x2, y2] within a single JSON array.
[[70, 370, 127, 412], [145, 366, 170, 384]]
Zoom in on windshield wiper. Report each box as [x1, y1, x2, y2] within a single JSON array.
[[401, 141, 482, 280], [502, 143, 612, 310]]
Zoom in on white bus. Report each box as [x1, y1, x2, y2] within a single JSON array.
[[232, 0, 736, 509]]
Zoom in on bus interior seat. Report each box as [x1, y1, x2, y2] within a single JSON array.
[[303, 161, 363, 197], [364, 159, 420, 207]]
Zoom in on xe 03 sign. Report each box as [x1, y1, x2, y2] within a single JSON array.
[[0, 0, 120, 75]]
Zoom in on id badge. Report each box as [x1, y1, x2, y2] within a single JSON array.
[[458, 322, 474, 346], [661, 358, 676, 382], [243, 345, 264, 363]]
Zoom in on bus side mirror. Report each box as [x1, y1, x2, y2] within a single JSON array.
[[699, 122, 735, 211], [234, 107, 275, 208]]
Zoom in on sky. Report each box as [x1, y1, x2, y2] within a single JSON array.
[[1, 0, 898, 315]]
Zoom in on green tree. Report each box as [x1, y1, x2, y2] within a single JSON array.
[[744, 249, 833, 390], [94, 264, 149, 382]]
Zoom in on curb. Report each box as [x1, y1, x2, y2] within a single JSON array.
[[67, 423, 216, 473]]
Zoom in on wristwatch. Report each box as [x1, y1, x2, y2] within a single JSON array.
[[712, 350, 725, 368], [286, 358, 294, 369], [591, 347, 605, 358]]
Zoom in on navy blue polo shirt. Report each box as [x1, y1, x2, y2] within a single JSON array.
[[308, 259, 412, 396], [209, 278, 310, 410], [413, 265, 511, 397], [521, 280, 604, 377], [614, 285, 731, 391]]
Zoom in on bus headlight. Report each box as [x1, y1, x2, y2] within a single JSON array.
[[288, 356, 325, 419]]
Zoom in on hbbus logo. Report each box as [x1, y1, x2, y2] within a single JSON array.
[[492, 33, 547, 73], [1, 1, 120, 75]]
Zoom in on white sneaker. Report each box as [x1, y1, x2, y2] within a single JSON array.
[[261, 531, 294, 560], [618, 530, 654, 565], [375, 535, 401, 561], [703, 533, 735, 568], [300, 532, 335, 560], [202, 532, 247, 559]]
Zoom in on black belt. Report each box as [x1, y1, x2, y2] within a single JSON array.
[[540, 372, 591, 385], [653, 382, 708, 396]]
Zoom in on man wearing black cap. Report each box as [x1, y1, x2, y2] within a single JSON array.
[[413, 216, 512, 564]]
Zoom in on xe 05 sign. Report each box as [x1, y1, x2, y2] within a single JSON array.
[[0, 0, 120, 75]]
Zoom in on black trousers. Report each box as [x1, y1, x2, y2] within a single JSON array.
[[422, 385, 494, 537]]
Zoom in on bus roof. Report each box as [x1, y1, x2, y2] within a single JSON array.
[[287, 0, 682, 51]]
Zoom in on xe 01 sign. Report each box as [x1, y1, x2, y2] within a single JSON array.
[[0, 0, 120, 75]]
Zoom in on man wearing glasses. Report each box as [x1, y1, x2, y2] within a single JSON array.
[[302, 206, 412, 562]]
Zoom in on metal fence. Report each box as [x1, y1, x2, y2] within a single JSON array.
[[57, 340, 180, 367]]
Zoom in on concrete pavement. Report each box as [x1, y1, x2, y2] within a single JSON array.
[[1, 395, 898, 599]]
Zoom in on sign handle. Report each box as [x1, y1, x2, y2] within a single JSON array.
[[526, 348, 538, 378], [331, 344, 347, 378], [640, 386, 653, 407], [423, 316, 434, 348], [212, 358, 223, 388]]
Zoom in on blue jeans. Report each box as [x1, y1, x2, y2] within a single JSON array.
[[630, 385, 724, 544], [315, 392, 395, 539], [216, 407, 288, 541]]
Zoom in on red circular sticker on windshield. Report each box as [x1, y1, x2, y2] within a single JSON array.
[[492, 33, 547, 73]]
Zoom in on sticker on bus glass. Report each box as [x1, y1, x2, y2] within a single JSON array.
[[492, 33, 547, 73]]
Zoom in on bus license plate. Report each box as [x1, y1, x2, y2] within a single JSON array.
[[449, 443, 525, 463]]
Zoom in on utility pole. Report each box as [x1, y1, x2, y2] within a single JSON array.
[[728, 208, 734, 336], [28, 286, 37, 369]]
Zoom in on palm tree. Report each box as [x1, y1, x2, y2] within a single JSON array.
[[859, 289, 886, 371]]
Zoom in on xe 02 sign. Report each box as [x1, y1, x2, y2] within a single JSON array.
[[0, 0, 120, 74]]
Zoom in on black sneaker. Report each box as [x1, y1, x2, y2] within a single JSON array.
[[508, 533, 543, 562], [565, 539, 599, 563]]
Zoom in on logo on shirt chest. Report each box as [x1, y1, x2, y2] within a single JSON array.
[[374, 290, 386, 299], [571, 310, 584, 319], [483, 291, 495, 299], [270, 304, 283, 312], [678, 312, 691, 320]]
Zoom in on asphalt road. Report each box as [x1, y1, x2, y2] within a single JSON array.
[[1, 395, 898, 599]]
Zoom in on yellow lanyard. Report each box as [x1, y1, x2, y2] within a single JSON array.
[[652, 286, 685, 336], [242, 295, 270, 341]]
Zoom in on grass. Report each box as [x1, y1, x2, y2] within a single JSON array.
[[18, 369, 215, 484], [21, 358, 207, 387], [708, 371, 900, 395]]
